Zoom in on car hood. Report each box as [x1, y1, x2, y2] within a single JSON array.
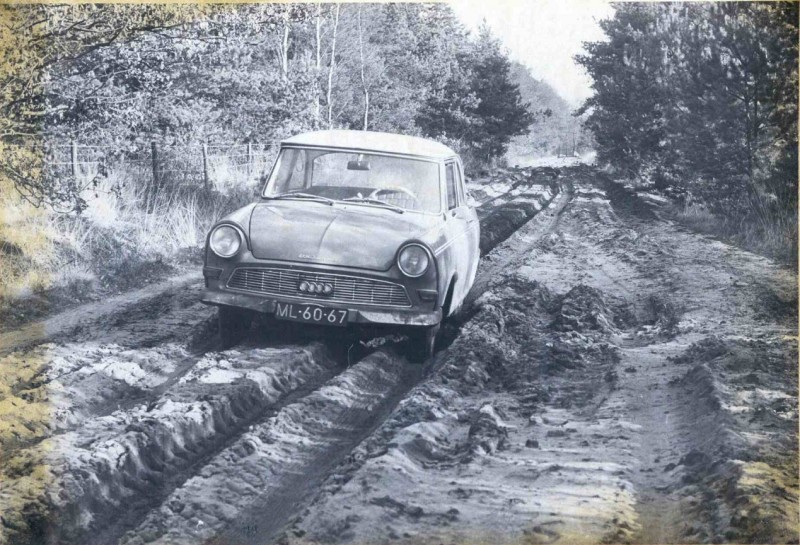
[[248, 201, 438, 270]]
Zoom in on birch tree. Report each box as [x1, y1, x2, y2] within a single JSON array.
[[326, 3, 340, 128], [357, 6, 369, 130]]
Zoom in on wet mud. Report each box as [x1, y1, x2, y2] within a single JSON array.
[[1, 165, 796, 545]]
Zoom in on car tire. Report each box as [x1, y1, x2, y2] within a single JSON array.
[[407, 324, 440, 364], [218, 306, 251, 348]]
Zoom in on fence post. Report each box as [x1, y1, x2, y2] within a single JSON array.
[[246, 142, 253, 180], [151, 141, 159, 185], [70, 141, 78, 176], [149, 141, 159, 212], [202, 141, 210, 193]]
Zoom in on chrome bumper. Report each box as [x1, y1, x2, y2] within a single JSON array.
[[201, 289, 441, 327]]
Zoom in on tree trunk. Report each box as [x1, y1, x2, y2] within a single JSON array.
[[70, 140, 78, 176], [326, 3, 340, 129], [751, 74, 760, 181], [281, 14, 290, 79], [149, 141, 159, 212], [315, 3, 322, 71], [363, 91, 370, 131], [314, 3, 322, 122], [358, 6, 369, 130]]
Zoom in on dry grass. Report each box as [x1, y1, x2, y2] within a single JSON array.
[[0, 178, 54, 299], [674, 201, 797, 267], [0, 164, 256, 328]]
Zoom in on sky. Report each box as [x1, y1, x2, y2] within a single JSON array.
[[450, 0, 615, 107]]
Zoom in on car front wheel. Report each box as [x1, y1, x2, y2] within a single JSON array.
[[407, 324, 440, 364], [218, 306, 252, 348]]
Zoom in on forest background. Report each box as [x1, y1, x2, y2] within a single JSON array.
[[0, 2, 795, 326]]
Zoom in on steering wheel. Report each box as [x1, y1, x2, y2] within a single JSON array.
[[368, 186, 418, 201]]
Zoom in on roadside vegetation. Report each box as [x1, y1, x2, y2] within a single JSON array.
[[0, 171, 253, 328], [577, 2, 798, 265], [0, 3, 580, 329]]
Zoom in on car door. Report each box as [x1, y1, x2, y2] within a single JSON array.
[[455, 159, 480, 295], [439, 160, 474, 315]]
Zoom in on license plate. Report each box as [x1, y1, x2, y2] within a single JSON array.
[[274, 302, 348, 327]]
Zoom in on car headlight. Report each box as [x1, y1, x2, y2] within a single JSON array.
[[397, 243, 431, 277], [209, 225, 242, 258]]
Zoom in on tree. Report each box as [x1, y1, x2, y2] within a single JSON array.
[[576, 4, 674, 178], [417, 24, 533, 163], [577, 1, 798, 259], [0, 3, 188, 210], [1, 3, 544, 212], [468, 27, 534, 160]]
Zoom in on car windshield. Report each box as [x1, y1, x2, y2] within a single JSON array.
[[264, 148, 441, 213]]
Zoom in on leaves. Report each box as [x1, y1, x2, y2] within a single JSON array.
[[577, 2, 798, 224], [1, 3, 542, 211], [416, 23, 534, 163]]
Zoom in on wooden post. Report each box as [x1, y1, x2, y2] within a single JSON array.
[[151, 141, 159, 186], [70, 141, 78, 176], [149, 141, 158, 212], [202, 141, 210, 192], [246, 142, 253, 180]]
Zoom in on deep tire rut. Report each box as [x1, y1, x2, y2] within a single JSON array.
[[271, 168, 797, 545], [12, 165, 782, 545]]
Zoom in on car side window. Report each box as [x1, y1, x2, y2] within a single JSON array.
[[455, 163, 466, 205], [445, 163, 458, 210]]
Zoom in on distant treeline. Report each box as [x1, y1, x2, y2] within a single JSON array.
[[508, 62, 594, 161], [578, 2, 798, 260], [0, 3, 554, 212]]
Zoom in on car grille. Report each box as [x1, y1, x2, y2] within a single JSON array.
[[227, 268, 411, 307]]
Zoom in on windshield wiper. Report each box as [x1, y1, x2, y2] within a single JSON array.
[[266, 192, 334, 205], [342, 197, 405, 214]]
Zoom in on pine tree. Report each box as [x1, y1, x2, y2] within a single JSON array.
[[578, 1, 798, 260], [467, 25, 534, 161], [416, 23, 533, 164]]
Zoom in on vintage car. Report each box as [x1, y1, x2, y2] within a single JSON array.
[[201, 130, 480, 361]]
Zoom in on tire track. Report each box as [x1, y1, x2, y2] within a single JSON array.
[[276, 168, 796, 545], [0, 284, 218, 458], [120, 350, 420, 545], [0, 273, 202, 357], [1, 343, 344, 545], [109, 172, 566, 545], [1, 172, 564, 545]]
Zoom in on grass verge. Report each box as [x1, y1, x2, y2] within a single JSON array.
[[0, 167, 255, 331], [671, 201, 797, 268]]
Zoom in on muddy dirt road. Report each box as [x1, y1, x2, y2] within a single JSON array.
[[1, 165, 796, 545]]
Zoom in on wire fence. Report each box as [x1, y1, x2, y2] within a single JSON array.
[[42, 141, 279, 193]]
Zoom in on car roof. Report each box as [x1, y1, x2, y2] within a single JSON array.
[[281, 130, 457, 160]]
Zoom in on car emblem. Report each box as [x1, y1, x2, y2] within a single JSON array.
[[298, 280, 334, 296]]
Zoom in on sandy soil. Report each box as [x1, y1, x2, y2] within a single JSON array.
[[0, 165, 796, 545], [282, 171, 798, 545]]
